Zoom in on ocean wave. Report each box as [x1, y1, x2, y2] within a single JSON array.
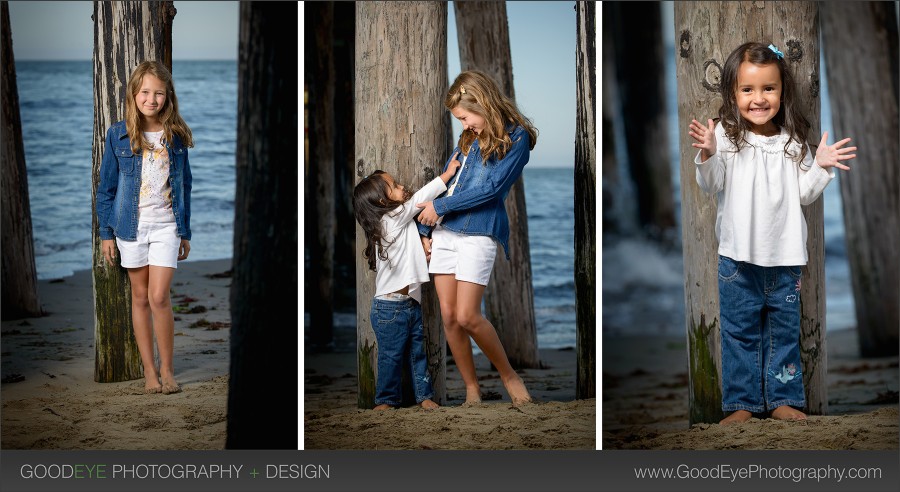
[[602, 237, 684, 291]]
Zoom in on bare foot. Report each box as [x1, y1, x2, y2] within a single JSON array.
[[502, 375, 532, 406], [420, 399, 439, 410], [160, 375, 181, 395], [373, 404, 393, 411], [719, 410, 752, 425], [462, 386, 482, 406], [771, 405, 807, 421], [144, 378, 162, 394]]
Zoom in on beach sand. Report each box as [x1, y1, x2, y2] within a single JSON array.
[[305, 343, 596, 450], [603, 328, 899, 449], [1, 259, 233, 450]]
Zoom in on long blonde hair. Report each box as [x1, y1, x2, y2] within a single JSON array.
[[445, 70, 538, 162], [124, 61, 194, 154]]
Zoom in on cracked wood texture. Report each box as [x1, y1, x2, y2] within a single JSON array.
[[355, 2, 449, 408], [821, 2, 899, 357], [1, 2, 41, 320], [91, 0, 174, 383], [675, 1, 826, 423], [454, 1, 539, 369], [575, 1, 596, 400]]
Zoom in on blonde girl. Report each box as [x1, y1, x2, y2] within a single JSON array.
[[96, 60, 194, 394], [416, 70, 538, 406]]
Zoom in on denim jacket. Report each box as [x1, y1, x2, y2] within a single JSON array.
[[417, 125, 530, 259], [96, 120, 192, 241]]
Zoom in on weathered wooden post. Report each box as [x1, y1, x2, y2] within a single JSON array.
[[355, 1, 449, 408], [91, 0, 175, 383], [305, 1, 336, 351], [821, 2, 899, 357], [608, 2, 675, 239], [453, 1, 540, 369], [228, 1, 298, 449], [600, 5, 623, 235], [1, 1, 42, 320], [675, 1, 827, 423], [574, 1, 596, 400], [333, 2, 357, 316]]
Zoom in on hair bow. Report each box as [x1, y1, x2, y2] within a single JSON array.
[[768, 44, 784, 60], [460, 86, 467, 95]]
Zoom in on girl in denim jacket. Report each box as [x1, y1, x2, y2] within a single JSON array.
[[354, 161, 461, 410], [689, 43, 855, 424], [96, 61, 193, 395], [416, 71, 538, 406]]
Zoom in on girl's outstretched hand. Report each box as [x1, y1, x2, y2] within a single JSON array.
[[440, 151, 462, 183], [689, 118, 717, 162], [815, 131, 856, 171]]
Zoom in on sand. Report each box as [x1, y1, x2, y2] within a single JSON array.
[[304, 346, 596, 450], [1, 259, 233, 450], [603, 328, 899, 449]]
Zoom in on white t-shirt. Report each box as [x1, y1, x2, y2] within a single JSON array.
[[695, 123, 834, 266], [138, 130, 176, 223], [374, 177, 448, 303]]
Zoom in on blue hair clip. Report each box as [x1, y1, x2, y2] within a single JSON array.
[[768, 44, 784, 60]]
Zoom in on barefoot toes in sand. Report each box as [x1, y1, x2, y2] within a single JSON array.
[[771, 406, 807, 421], [720, 410, 752, 425], [502, 375, 532, 406], [161, 377, 181, 395]]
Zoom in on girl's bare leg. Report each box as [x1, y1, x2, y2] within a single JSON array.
[[455, 281, 532, 405], [148, 265, 179, 394], [434, 274, 482, 404], [126, 266, 161, 393]]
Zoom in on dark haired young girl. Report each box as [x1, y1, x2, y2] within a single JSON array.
[[353, 160, 461, 410], [688, 42, 856, 424]]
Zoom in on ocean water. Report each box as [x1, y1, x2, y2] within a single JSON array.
[[523, 166, 577, 349], [15, 60, 237, 280]]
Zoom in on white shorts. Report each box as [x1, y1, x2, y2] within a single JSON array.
[[428, 225, 497, 286], [116, 221, 180, 269]]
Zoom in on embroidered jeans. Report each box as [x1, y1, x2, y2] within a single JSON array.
[[718, 255, 806, 413], [370, 297, 434, 406]]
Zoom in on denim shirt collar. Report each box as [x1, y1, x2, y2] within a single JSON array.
[[112, 121, 183, 148]]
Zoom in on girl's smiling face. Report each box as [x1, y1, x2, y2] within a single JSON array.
[[735, 61, 782, 135], [450, 106, 486, 135], [135, 74, 167, 122]]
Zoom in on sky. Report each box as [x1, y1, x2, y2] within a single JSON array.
[[447, 2, 577, 168], [8, 1, 577, 168], [7, 1, 239, 60]]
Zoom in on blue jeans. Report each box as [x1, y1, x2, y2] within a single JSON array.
[[370, 297, 435, 406], [718, 255, 805, 413]]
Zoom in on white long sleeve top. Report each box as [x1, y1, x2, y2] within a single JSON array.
[[695, 123, 834, 266], [374, 177, 448, 303]]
